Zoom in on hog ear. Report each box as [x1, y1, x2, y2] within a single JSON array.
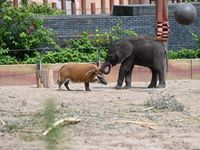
[[86, 69, 97, 77]]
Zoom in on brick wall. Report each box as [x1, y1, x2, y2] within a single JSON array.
[[44, 3, 200, 50]]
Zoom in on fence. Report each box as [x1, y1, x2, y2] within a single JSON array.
[[12, 0, 199, 15]]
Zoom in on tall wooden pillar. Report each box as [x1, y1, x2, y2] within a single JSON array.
[[101, 0, 106, 14], [13, 0, 18, 8], [139, 0, 149, 4], [91, 3, 96, 14], [119, 0, 124, 5], [81, 0, 86, 14], [71, 0, 76, 15], [43, 0, 48, 4], [110, 0, 114, 13], [61, 0, 66, 14], [52, 0, 57, 9]]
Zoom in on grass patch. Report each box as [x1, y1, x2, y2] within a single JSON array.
[[145, 95, 184, 112]]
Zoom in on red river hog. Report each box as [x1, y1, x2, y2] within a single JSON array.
[[57, 63, 107, 91]]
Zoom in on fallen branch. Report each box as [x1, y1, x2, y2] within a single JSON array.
[[143, 106, 155, 111], [114, 120, 157, 130], [43, 117, 81, 136], [0, 119, 6, 126]]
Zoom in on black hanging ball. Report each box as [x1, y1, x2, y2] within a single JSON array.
[[174, 3, 197, 25]]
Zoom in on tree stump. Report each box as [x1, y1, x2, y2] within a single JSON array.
[[36, 69, 53, 88]]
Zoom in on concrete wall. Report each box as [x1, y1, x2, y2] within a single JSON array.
[[0, 59, 200, 86]]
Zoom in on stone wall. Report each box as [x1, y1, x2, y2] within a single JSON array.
[[44, 3, 200, 50]]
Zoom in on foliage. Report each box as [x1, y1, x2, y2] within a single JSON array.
[[0, 55, 18, 64], [26, 3, 64, 15], [168, 48, 200, 59], [191, 33, 200, 49], [0, 2, 58, 59], [23, 23, 137, 64], [67, 32, 97, 53], [94, 22, 138, 47]]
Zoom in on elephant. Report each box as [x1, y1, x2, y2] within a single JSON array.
[[100, 36, 168, 89]]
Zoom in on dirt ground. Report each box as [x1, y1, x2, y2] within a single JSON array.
[[0, 80, 200, 150]]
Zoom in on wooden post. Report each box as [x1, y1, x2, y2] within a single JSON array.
[[119, 0, 124, 5], [36, 69, 53, 88], [13, 0, 18, 8], [110, 0, 114, 14], [101, 0, 106, 14], [81, 0, 86, 14], [91, 3, 96, 15], [61, 0, 66, 14], [71, 0, 76, 15]]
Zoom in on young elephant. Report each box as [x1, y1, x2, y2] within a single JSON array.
[[57, 63, 107, 91], [101, 36, 168, 89]]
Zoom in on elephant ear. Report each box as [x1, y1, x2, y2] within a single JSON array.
[[116, 40, 133, 62]]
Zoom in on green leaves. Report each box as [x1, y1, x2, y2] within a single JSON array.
[[168, 48, 200, 59], [0, 2, 58, 58]]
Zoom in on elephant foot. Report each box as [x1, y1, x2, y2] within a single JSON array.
[[114, 85, 122, 90], [147, 84, 156, 88], [123, 85, 131, 89], [157, 84, 166, 88]]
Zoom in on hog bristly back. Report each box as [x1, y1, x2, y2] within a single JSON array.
[[58, 63, 100, 83]]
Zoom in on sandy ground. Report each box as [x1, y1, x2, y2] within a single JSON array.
[[0, 80, 200, 150]]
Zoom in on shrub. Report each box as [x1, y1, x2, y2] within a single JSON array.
[[0, 55, 18, 64], [0, 2, 58, 59], [168, 48, 200, 59]]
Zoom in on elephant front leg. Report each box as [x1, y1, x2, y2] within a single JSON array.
[[115, 66, 126, 89], [115, 60, 133, 90], [148, 68, 157, 88], [124, 65, 134, 89]]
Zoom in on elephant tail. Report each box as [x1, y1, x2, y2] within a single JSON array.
[[165, 51, 168, 72]]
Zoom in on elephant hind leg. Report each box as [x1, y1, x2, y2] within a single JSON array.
[[148, 68, 157, 88], [157, 69, 166, 88]]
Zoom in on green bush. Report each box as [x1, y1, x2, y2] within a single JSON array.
[[168, 48, 200, 59], [0, 2, 58, 59], [0, 55, 18, 64]]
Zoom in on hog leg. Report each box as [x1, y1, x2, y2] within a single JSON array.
[[64, 80, 71, 90], [84, 82, 91, 91], [57, 78, 65, 90]]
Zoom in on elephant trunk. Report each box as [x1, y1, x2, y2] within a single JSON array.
[[100, 63, 111, 75]]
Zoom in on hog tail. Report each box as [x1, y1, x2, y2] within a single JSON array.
[[57, 65, 65, 84]]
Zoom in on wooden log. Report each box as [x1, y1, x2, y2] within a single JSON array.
[[36, 69, 53, 88]]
